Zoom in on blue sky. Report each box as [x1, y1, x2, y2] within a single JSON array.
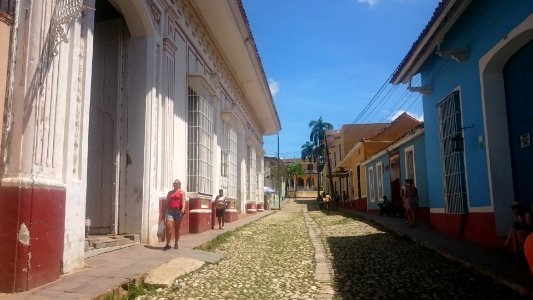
[[241, 0, 439, 158]]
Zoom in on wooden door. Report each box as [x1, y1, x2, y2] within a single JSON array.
[[504, 39, 533, 210], [86, 19, 125, 234]]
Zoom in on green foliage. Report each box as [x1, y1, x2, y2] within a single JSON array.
[[301, 141, 314, 162], [286, 162, 305, 178], [308, 116, 333, 147]]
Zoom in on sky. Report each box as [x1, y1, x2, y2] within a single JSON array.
[[241, 0, 439, 159]]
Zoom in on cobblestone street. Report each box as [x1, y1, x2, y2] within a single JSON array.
[[138, 199, 522, 300]]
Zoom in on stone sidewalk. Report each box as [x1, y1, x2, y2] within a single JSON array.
[[1, 210, 275, 300], [338, 207, 533, 298]]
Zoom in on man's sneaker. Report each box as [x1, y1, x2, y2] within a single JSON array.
[[163, 244, 171, 251]]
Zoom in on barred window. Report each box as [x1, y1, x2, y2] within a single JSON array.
[[438, 91, 468, 213], [187, 87, 214, 195], [228, 126, 238, 199]]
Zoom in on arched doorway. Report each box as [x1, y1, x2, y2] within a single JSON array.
[[503, 39, 533, 211]]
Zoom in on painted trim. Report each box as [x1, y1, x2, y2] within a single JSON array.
[[368, 166, 375, 203], [361, 128, 424, 164], [376, 161, 384, 200], [189, 209, 212, 214], [1, 177, 67, 189], [469, 206, 494, 213], [430, 208, 445, 213], [478, 15, 533, 235]]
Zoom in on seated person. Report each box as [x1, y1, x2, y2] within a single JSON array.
[[377, 196, 391, 216], [503, 201, 532, 255]]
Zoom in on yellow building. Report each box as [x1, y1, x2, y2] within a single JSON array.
[[332, 113, 421, 210], [323, 124, 386, 200]]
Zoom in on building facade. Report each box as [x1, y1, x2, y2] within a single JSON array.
[[392, 0, 533, 247], [0, 0, 280, 292], [364, 126, 429, 220]]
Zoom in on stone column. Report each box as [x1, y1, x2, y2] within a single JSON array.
[[0, 0, 86, 292]]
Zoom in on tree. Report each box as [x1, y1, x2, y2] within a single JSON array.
[[301, 141, 315, 188], [309, 117, 334, 196], [286, 162, 305, 191]]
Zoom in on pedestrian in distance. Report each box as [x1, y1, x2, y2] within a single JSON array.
[[404, 179, 418, 227], [164, 179, 186, 250], [401, 179, 410, 224], [215, 189, 227, 229], [334, 191, 340, 210], [322, 192, 331, 215]]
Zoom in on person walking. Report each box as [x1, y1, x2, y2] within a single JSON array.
[[164, 179, 185, 250], [214, 189, 227, 229], [404, 179, 419, 227]]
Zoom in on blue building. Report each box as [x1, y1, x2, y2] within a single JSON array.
[[392, 0, 533, 248], [365, 126, 428, 220]]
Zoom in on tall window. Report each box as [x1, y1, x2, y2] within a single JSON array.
[[249, 147, 257, 201], [405, 147, 415, 183], [221, 123, 229, 178], [439, 91, 468, 213], [376, 162, 383, 199], [368, 167, 375, 202], [187, 87, 214, 195], [228, 126, 238, 198]]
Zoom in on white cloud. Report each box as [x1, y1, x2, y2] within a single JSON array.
[[358, 0, 379, 7], [268, 78, 280, 97], [389, 110, 424, 122]]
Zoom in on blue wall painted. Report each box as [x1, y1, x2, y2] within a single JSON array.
[[366, 133, 428, 210], [418, 0, 533, 209]]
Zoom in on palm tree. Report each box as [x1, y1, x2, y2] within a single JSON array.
[[301, 141, 315, 189], [309, 117, 334, 196]]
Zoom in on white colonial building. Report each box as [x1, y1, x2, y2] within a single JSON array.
[[0, 0, 280, 292]]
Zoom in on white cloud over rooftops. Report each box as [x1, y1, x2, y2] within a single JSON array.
[[268, 78, 280, 97], [389, 110, 424, 122]]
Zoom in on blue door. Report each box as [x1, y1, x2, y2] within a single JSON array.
[[503, 39, 533, 210]]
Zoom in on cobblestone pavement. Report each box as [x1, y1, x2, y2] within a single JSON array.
[[138, 201, 319, 300], [137, 199, 523, 300], [307, 204, 523, 299]]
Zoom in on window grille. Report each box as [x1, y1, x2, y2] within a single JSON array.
[[438, 91, 468, 213], [368, 167, 375, 202], [187, 87, 214, 195], [377, 163, 383, 199], [228, 126, 238, 199], [249, 147, 257, 201]]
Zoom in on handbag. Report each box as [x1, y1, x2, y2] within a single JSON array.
[[157, 220, 165, 240]]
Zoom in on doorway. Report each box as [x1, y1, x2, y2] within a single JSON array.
[[503, 39, 533, 211], [85, 0, 129, 235], [389, 152, 402, 213]]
